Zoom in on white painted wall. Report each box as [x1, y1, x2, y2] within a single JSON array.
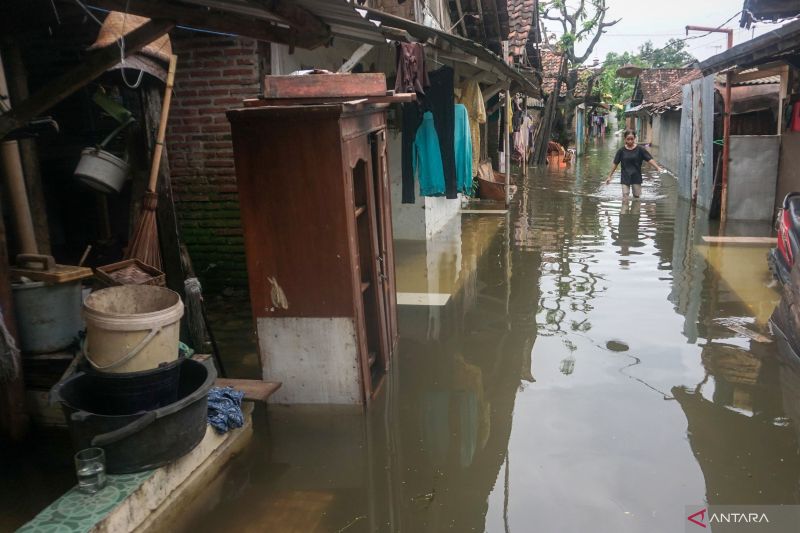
[[271, 39, 363, 74], [389, 129, 427, 240], [388, 128, 462, 240]]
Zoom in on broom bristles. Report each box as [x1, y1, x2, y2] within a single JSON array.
[[126, 191, 162, 270]]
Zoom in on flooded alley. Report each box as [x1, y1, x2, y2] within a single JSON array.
[[175, 139, 800, 532]]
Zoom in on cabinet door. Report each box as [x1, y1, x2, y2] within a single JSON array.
[[350, 141, 390, 401], [370, 129, 398, 356]]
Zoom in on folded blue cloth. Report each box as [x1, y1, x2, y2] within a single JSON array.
[[207, 386, 245, 434]]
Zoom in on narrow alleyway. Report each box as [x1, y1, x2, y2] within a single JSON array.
[[178, 138, 799, 533]]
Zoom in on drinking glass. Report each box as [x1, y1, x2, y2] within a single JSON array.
[[74, 447, 107, 494]]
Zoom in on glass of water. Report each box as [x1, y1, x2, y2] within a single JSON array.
[[75, 447, 107, 494]]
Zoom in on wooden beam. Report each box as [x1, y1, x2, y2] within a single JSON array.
[[338, 44, 374, 73], [435, 49, 478, 65], [257, 0, 328, 39], [485, 0, 503, 43], [0, 18, 174, 141], [381, 26, 413, 43], [483, 80, 506, 102], [731, 66, 786, 84], [215, 378, 282, 403], [90, 0, 327, 49], [454, 0, 468, 37], [701, 236, 776, 245]]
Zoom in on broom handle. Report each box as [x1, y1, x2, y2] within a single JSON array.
[[147, 54, 177, 193]]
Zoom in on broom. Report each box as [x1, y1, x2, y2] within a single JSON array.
[[126, 54, 178, 269]]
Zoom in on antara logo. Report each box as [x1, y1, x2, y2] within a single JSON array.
[[687, 509, 707, 528], [687, 508, 770, 527]]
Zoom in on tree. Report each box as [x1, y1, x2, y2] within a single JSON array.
[[539, 0, 620, 144], [597, 51, 642, 121], [637, 38, 696, 68], [597, 40, 697, 121]]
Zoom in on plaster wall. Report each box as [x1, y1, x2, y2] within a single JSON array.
[[651, 110, 681, 173], [389, 130, 462, 240]]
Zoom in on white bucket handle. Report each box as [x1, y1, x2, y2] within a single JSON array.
[[83, 325, 162, 371]]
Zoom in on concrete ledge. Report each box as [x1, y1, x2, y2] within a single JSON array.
[[18, 405, 253, 533]]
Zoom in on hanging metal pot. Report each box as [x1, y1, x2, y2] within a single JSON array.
[[74, 117, 135, 194]]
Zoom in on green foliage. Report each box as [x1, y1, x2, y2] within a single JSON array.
[[597, 39, 696, 120], [559, 33, 577, 49], [638, 39, 696, 68]]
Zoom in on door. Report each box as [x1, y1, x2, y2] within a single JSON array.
[[370, 129, 398, 359], [351, 144, 390, 401]]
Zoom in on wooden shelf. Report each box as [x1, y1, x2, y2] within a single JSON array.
[[355, 205, 367, 217], [361, 281, 370, 293]]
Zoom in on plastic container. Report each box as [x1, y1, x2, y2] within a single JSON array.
[[83, 358, 182, 413], [52, 358, 215, 474], [83, 285, 184, 373], [12, 279, 83, 353]]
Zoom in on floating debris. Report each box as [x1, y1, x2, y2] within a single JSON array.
[[606, 340, 630, 352]]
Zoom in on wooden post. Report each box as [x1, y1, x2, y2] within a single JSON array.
[[685, 25, 734, 229], [0, 203, 28, 441], [1, 37, 50, 255], [141, 81, 184, 299], [503, 41, 511, 208], [0, 51, 37, 255]]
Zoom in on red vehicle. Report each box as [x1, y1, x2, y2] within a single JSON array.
[[770, 193, 800, 286]]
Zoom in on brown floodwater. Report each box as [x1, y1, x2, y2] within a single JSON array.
[[6, 138, 797, 532], [176, 138, 799, 532]]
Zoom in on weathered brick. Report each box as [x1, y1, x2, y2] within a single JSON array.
[[167, 32, 263, 293]]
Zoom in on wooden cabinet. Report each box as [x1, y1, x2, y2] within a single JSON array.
[[227, 102, 397, 406]]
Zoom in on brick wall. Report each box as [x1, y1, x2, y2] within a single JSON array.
[[166, 32, 265, 292]]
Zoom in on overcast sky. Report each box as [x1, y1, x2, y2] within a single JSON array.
[[541, 0, 793, 64]]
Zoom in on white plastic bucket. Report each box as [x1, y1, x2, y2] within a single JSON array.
[[83, 286, 184, 373]]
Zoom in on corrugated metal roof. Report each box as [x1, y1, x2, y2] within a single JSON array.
[[180, 0, 539, 94], [699, 18, 800, 74], [715, 74, 781, 86]]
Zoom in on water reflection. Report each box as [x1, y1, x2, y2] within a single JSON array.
[[178, 140, 799, 533]]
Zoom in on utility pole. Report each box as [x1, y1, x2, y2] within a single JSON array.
[[686, 25, 733, 227]]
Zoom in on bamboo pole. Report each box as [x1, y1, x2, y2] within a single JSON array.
[[0, 51, 36, 255]]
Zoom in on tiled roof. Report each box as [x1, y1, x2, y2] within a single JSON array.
[[508, 0, 535, 57], [537, 47, 595, 99], [637, 68, 703, 113], [540, 46, 564, 95]]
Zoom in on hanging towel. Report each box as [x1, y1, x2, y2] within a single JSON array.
[[457, 80, 486, 172], [413, 112, 446, 197], [454, 104, 473, 195]]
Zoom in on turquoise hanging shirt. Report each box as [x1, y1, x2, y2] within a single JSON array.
[[454, 104, 473, 194], [413, 112, 446, 197]]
